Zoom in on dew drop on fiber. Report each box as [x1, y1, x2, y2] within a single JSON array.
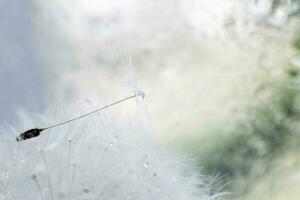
[[136, 90, 145, 100]]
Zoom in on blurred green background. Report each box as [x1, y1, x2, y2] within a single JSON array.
[[168, 2, 300, 198]]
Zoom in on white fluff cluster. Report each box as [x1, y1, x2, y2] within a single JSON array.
[[0, 100, 214, 200]]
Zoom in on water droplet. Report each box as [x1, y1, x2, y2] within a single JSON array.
[[113, 135, 119, 143], [82, 187, 90, 193], [144, 161, 150, 168], [136, 90, 145, 100], [31, 174, 37, 180]]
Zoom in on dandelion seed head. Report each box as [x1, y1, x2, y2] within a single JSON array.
[[0, 101, 215, 200]]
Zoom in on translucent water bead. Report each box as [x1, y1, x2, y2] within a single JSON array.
[[136, 90, 145, 100]]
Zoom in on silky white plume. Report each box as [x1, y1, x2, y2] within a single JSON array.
[[0, 97, 215, 200]]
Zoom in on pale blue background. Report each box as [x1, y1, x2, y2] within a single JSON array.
[[0, 0, 45, 124]]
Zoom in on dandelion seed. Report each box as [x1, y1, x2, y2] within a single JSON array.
[[16, 92, 145, 142]]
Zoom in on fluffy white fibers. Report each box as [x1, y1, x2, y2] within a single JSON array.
[[0, 98, 215, 200]]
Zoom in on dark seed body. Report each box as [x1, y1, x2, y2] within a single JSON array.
[[16, 128, 44, 142]]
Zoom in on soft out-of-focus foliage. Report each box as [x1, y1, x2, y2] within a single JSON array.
[[167, 2, 300, 198], [175, 14, 300, 198], [204, 64, 300, 173]]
